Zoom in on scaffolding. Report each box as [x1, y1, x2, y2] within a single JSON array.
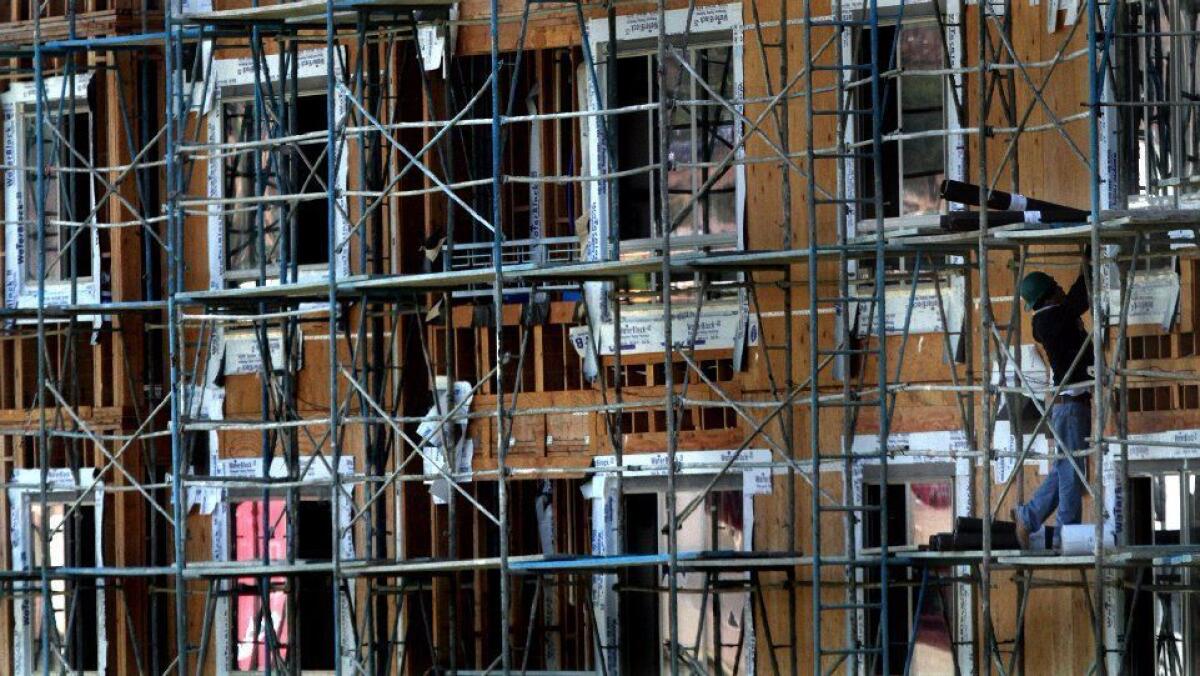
[[0, 0, 1195, 673]]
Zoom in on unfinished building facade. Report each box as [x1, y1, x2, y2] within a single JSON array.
[[0, 0, 1196, 673]]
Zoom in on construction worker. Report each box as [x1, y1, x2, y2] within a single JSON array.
[[1012, 270, 1093, 547]]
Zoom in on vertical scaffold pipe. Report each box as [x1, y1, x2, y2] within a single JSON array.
[[868, 0, 892, 669], [977, 0, 996, 669], [1086, 0, 1107, 670], [326, 2, 345, 673], [488, 0, 514, 670], [163, 1, 190, 671], [33, 4, 53, 675], [656, 0, 681, 670]]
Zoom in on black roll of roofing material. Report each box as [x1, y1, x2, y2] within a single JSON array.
[[939, 179, 1087, 217], [939, 209, 1090, 232]]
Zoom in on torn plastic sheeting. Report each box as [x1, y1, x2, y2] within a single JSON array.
[[416, 5, 457, 74], [580, 474, 620, 672], [534, 480, 562, 666], [429, 439, 474, 505], [991, 343, 1052, 393], [417, 25, 446, 71], [420, 379, 475, 503], [186, 383, 226, 421]]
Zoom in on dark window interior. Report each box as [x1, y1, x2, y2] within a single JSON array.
[[614, 55, 656, 241], [1125, 476, 1156, 676], [297, 500, 336, 669], [1125, 474, 1200, 675], [855, 24, 946, 221], [187, 431, 210, 476], [67, 504, 98, 671], [611, 47, 737, 243], [25, 110, 94, 283], [857, 26, 901, 222], [32, 503, 99, 671], [865, 483, 910, 675], [621, 492, 662, 672], [224, 92, 330, 277], [293, 94, 332, 266]]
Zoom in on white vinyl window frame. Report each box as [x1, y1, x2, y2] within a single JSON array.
[[584, 449, 767, 674], [840, 5, 967, 350], [8, 468, 106, 676], [581, 4, 746, 325], [842, 2, 964, 249], [1112, 434, 1200, 673], [846, 435, 975, 675], [205, 50, 350, 292], [2, 73, 102, 311], [1128, 463, 1199, 675], [583, 4, 746, 257], [209, 455, 354, 675]]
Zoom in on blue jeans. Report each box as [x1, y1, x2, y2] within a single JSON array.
[[1017, 398, 1089, 530]]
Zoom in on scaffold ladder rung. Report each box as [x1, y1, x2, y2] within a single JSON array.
[[820, 647, 882, 656], [820, 602, 882, 611], [818, 504, 881, 513], [812, 108, 874, 116]]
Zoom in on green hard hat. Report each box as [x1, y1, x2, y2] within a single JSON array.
[[1019, 271, 1055, 310]]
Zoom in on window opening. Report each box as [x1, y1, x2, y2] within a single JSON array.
[[30, 503, 99, 672], [612, 43, 738, 249], [229, 497, 335, 671], [1127, 470, 1199, 674], [864, 480, 954, 674], [856, 20, 947, 222], [22, 105, 96, 284], [1119, 0, 1200, 202], [620, 489, 746, 674], [223, 92, 331, 283]]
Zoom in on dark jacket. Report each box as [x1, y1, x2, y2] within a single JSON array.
[[1031, 274, 1093, 388]]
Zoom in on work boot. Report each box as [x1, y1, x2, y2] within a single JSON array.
[[1010, 508, 1030, 549]]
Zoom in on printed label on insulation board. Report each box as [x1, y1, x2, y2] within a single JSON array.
[[223, 330, 297, 375], [569, 301, 744, 358], [853, 276, 965, 337], [1117, 428, 1200, 460], [1104, 270, 1179, 329], [217, 455, 353, 480], [601, 3, 741, 44]]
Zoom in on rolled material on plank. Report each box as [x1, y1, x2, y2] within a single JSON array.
[[1059, 523, 1116, 555], [939, 209, 1089, 231], [940, 179, 1087, 216]]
